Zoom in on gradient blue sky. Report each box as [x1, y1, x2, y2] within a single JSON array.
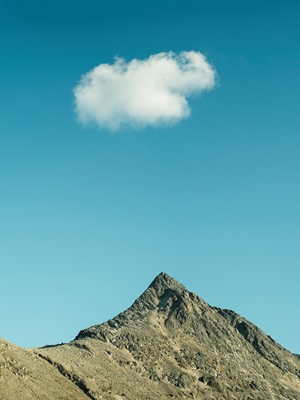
[[0, 0, 299, 352]]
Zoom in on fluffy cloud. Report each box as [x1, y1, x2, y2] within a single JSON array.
[[74, 51, 216, 131]]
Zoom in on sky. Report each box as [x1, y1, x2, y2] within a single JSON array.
[[0, 0, 299, 352]]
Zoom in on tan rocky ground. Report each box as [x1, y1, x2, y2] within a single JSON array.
[[1, 272, 300, 399], [0, 338, 89, 399]]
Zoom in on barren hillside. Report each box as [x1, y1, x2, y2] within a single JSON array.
[[1, 273, 299, 399], [37, 272, 300, 399]]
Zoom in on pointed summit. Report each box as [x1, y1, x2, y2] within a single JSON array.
[[74, 271, 197, 340], [75, 271, 208, 341], [147, 272, 185, 296]]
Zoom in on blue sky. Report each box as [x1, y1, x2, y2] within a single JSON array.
[[0, 0, 299, 352]]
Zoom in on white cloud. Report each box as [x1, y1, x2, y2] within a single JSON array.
[[74, 51, 216, 131]]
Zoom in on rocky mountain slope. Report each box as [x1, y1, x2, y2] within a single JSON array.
[[1, 272, 300, 399], [0, 338, 89, 399]]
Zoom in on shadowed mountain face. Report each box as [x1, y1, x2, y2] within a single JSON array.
[[1, 272, 300, 399]]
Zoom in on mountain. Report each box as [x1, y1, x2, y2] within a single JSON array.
[[1, 272, 300, 399]]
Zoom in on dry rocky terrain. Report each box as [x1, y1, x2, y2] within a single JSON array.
[[1, 272, 300, 399], [0, 338, 88, 399]]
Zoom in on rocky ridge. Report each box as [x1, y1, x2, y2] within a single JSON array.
[[1, 272, 300, 399]]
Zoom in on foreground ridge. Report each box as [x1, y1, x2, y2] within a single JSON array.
[[1, 272, 300, 399]]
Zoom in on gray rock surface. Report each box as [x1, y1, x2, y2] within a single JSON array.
[[0, 272, 299, 399], [38, 272, 300, 399]]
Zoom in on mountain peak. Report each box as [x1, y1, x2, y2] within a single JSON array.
[[74, 272, 193, 340], [147, 271, 185, 295], [38, 272, 300, 400]]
